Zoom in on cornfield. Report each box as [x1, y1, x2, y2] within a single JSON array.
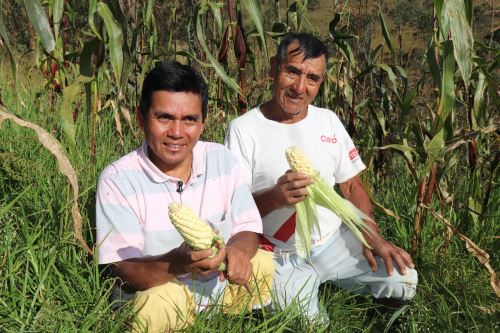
[[0, 0, 498, 331]]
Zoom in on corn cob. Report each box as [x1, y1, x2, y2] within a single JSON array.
[[285, 146, 374, 258], [168, 203, 226, 270]]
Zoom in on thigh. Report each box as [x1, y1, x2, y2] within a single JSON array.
[[132, 280, 194, 333], [310, 225, 371, 282], [222, 249, 275, 314], [273, 251, 321, 318]]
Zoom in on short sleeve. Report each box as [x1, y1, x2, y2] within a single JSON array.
[[225, 151, 263, 236], [224, 121, 253, 185], [96, 166, 144, 264], [332, 120, 366, 183]]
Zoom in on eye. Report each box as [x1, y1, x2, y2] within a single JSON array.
[[307, 74, 323, 86], [183, 116, 199, 125]]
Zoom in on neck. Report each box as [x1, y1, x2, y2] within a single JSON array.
[[261, 99, 307, 124]]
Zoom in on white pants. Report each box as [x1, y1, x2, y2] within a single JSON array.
[[272, 224, 418, 318]]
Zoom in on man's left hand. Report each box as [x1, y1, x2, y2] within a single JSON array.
[[362, 237, 414, 276], [219, 245, 253, 285]]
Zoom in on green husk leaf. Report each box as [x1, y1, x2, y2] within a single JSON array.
[[295, 200, 312, 259], [311, 174, 373, 248]]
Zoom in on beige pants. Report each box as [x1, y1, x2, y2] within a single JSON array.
[[132, 250, 274, 332]]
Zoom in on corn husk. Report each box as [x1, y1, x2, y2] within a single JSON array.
[[286, 146, 374, 258]]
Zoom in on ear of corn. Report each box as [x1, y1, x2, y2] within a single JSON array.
[[285, 146, 373, 258], [168, 202, 226, 270]]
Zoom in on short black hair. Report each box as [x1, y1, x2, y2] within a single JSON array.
[[139, 61, 208, 122], [275, 32, 328, 68]]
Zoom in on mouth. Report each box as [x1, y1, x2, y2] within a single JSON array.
[[285, 91, 304, 101], [165, 143, 183, 152]]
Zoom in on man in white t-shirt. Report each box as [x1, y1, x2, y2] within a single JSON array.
[[225, 32, 418, 319]]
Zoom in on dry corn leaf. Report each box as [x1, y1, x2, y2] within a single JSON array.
[[421, 203, 499, 297], [0, 105, 93, 255]]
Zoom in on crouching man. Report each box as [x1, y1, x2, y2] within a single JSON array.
[[96, 61, 274, 332]]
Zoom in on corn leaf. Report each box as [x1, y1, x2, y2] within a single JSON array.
[[145, 0, 154, 28], [473, 70, 486, 126], [242, 0, 268, 60], [23, 0, 55, 52], [445, 0, 474, 90], [88, 0, 101, 38], [435, 40, 455, 134], [196, 3, 241, 95], [53, 0, 64, 38], [97, 2, 123, 88], [378, 8, 395, 59]]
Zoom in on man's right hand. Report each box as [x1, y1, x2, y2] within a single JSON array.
[[273, 170, 314, 206], [253, 170, 313, 217], [176, 242, 227, 277]]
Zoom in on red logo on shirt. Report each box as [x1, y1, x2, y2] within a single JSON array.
[[349, 148, 359, 160], [320, 135, 337, 144]]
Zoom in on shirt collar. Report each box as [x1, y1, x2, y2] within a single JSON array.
[[138, 140, 206, 183]]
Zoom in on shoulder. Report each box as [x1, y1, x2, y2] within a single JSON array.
[[98, 147, 143, 182], [310, 105, 341, 121], [227, 106, 261, 129], [197, 141, 238, 164]]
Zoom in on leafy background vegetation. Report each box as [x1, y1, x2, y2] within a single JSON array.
[[0, 0, 498, 332]]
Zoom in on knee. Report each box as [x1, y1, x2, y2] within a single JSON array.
[[132, 281, 194, 333], [378, 268, 418, 301]]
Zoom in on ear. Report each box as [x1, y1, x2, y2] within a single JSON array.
[[136, 106, 144, 131]]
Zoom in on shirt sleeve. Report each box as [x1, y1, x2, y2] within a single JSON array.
[[225, 150, 263, 236], [96, 166, 144, 264], [333, 118, 366, 183], [224, 121, 253, 185]]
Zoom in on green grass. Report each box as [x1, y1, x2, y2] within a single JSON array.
[[0, 69, 498, 333]]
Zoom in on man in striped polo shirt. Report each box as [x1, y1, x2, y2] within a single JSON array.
[[96, 62, 274, 332]]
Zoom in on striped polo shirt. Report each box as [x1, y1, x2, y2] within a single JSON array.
[[96, 141, 262, 265]]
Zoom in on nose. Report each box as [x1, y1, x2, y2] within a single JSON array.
[[167, 119, 183, 138], [291, 74, 307, 94]]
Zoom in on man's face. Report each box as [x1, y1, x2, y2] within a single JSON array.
[[272, 41, 326, 119], [138, 90, 205, 178]]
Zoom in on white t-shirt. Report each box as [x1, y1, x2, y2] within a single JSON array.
[[225, 105, 366, 251]]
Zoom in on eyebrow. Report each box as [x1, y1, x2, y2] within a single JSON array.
[[151, 110, 202, 121]]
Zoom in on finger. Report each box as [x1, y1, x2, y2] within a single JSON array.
[[383, 255, 394, 276], [400, 249, 415, 269], [219, 271, 226, 282], [362, 247, 378, 272], [392, 252, 408, 275], [190, 248, 217, 262]]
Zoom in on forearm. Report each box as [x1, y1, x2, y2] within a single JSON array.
[[253, 188, 283, 217], [111, 249, 183, 291], [226, 231, 259, 259], [339, 176, 382, 242]]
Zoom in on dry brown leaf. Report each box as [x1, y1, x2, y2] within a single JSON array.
[[0, 105, 93, 255], [421, 203, 500, 297]]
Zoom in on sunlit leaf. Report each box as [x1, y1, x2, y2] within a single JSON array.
[[23, 0, 55, 52], [97, 2, 124, 88], [196, 3, 241, 95], [445, 0, 474, 89], [435, 40, 455, 134], [242, 0, 268, 60], [53, 0, 64, 38]]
